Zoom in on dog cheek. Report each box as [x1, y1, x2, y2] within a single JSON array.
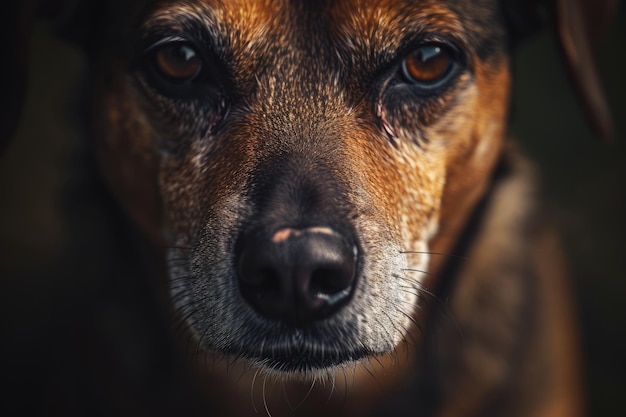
[[158, 135, 253, 247], [429, 60, 511, 274], [342, 129, 444, 319], [93, 67, 165, 244], [397, 146, 447, 248], [347, 129, 446, 251], [358, 128, 443, 221]]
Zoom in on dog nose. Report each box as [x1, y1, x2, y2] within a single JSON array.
[[237, 227, 358, 327]]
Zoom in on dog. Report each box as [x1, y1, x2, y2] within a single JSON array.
[[4, 0, 616, 416]]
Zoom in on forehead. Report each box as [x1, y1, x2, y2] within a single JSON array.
[[142, 0, 505, 61]]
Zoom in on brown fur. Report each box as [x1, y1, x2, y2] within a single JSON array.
[[85, 1, 565, 416], [87, 1, 581, 416], [8, 0, 615, 415]]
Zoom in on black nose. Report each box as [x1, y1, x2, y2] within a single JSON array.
[[237, 227, 358, 327]]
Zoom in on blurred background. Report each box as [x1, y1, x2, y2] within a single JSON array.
[[510, 7, 626, 416], [1, 4, 624, 416]]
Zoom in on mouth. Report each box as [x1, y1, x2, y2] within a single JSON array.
[[224, 328, 373, 376]]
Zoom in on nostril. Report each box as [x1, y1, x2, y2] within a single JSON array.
[[311, 268, 340, 294], [310, 267, 354, 306], [311, 260, 354, 293]]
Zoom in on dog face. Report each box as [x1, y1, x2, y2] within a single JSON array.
[[92, 0, 510, 378]]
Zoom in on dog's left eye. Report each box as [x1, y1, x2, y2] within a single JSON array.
[[401, 44, 459, 89]]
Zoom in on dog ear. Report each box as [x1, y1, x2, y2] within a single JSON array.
[[553, 0, 618, 140], [503, 0, 618, 140]]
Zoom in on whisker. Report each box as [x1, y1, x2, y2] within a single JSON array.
[[398, 274, 439, 301], [396, 309, 423, 348], [326, 373, 336, 404], [399, 276, 464, 341], [401, 267, 432, 276], [362, 357, 383, 393], [400, 250, 467, 261], [170, 302, 199, 336], [295, 378, 317, 411], [281, 381, 295, 412], [371, 352, 386, 372], [233, 360, 253, 388], [262, 374, 272, 417], [251, 368, 260, 414], [169, 288, 193, 306], [341, 368, 349, 410]]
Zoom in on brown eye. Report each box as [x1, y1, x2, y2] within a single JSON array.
[[402, 44, 455, 86], [153, 43, 202, 82]]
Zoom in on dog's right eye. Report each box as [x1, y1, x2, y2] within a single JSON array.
[[151, 42, 203, 83]]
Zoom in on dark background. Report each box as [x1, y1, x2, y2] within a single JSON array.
[[510, 9, 626, 415], [510, 9, 626, 416], [1, 6, 624, 416]]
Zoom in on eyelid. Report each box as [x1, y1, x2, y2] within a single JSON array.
[[396, 34, 467, 67], [145, 35, 196, 53]]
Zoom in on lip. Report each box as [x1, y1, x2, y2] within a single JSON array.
[[238, 348, 371, 374], [224, 330, 372, 374]]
